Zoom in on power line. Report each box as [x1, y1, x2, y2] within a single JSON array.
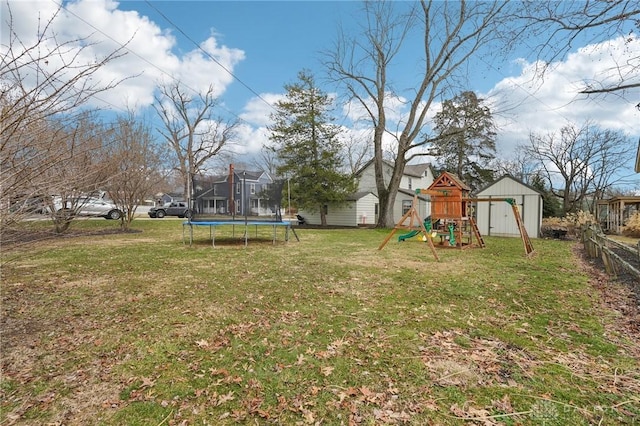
[[143, 0, 277, 114]]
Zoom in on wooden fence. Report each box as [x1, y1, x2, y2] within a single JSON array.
[[581, 225, 640, 281]]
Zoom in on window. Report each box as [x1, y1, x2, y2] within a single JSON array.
[[250, 183, 256, 194], [236, 183, 240, 194], [408, 177, 412, 190], [402, 200, 412, 215]]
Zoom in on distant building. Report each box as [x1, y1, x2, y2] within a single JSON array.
[[192, 168, 277, 217], [298, 159, 435, 227]]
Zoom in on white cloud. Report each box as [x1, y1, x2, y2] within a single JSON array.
[[1, 0, 245, 112], [239, 93, 282, 126], [341, 92, 410, 128], [230, 123, 270, 156], [488, 35, 640, 158]]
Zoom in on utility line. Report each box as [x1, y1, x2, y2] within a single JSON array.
[[143, 0, 277, 113]]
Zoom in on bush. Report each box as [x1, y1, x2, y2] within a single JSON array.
[[622, 212, 640, 237], [541, 211, 597, 238]]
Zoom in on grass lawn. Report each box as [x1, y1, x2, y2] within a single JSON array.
[[1, 219, 639, 425]]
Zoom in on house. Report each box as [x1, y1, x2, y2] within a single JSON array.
[[154, 192, 182, 206], [595, 196, 640, 234], [192, 167, 278, 218], [298, 159, 435, 227], [296, 191, 378, 227], [474, 175, 543, 238]]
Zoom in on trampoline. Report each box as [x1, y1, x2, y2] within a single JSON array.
[[183, 220, 299, 247]]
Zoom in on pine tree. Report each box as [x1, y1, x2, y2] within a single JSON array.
[[268, 71, 356, 226], [432, 91, 497, 191]]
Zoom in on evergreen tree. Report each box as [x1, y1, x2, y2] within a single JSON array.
[[432, 91, 497, 191], [268, 71, 356, 226], [530, 173, 562, 218]]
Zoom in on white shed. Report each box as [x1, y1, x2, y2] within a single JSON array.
[[475, 176, 543, 238], [299, 191, 378, 227]]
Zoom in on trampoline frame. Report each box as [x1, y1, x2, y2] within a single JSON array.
[[183, 220, 299, 247]]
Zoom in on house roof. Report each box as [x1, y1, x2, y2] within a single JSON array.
[[346, 191, 377, 201], [194, 170, 272, 185], [234, 170, 268, 181], [354, 158, 432, 177], [476, 174, 543, 196], [404, 163, 432, 177]]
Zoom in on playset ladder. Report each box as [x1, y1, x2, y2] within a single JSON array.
[[469, 217, 486, 248], [511, 204, 535, 256]]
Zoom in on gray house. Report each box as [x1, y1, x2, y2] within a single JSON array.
[[193, 169, 277, 217]]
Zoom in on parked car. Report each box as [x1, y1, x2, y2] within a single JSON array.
[[148, 201, 192, 218], [52, 196, 123, 220]]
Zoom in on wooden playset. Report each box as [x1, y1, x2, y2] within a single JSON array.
[[378, 172, 534, 261]]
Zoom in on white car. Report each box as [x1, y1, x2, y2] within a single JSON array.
[[53, 196, 123, 220]]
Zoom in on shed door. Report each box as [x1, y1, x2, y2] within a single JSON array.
[[490, 200, 520, 237]]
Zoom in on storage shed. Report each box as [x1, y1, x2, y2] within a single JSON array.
[[475, 176, 543, 238]]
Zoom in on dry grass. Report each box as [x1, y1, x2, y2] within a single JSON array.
[[1, 220, 639, 425]]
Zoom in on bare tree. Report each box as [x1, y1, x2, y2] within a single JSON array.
[[517, 1, 639, 103], [39, 113, 116, 233], [154, 82, 239, 201], [103, 113, 167, 228], [490, 146, 542, 186], [525, 122, 633, 215], [325, 1, 509, 227], [343, 133, 372, 175], [256, 146, 280, 177], [1, 3, 128, 236]]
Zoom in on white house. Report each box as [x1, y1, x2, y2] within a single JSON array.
[[475, 175, 543, 238], [297, 191, 378, 227], [356, 160, 435, 224], [298, 160, 435, 227]]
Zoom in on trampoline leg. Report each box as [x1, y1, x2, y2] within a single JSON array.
[[289, 226, 299, 242]]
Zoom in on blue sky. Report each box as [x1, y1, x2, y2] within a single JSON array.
[[118, 1, 359, 111], [3, 0, 639, 184]]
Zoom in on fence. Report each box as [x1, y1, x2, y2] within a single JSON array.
[[581, 224, 640, 282]]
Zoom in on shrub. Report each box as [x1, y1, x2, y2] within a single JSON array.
[[541, 211, 597, 238], [622, 212, 640, 237]]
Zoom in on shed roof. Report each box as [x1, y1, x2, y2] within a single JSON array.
[[476, 175, 543, 196]]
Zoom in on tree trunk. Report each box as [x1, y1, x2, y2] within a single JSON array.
[[320, 205, 327, 226], [375, 156, 406, 228]]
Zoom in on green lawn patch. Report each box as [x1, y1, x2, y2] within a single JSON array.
[[1, 220, 638, 424]]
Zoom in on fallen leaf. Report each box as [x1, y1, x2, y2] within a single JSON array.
[[321, 366, 334, 376], [216, 391, 235, 406], [296, 353, 305, 365], [195, 339, 209, 348], [140, 377, 155, 388]]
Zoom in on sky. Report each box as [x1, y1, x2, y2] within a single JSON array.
[[3, 0, 640, 184]]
